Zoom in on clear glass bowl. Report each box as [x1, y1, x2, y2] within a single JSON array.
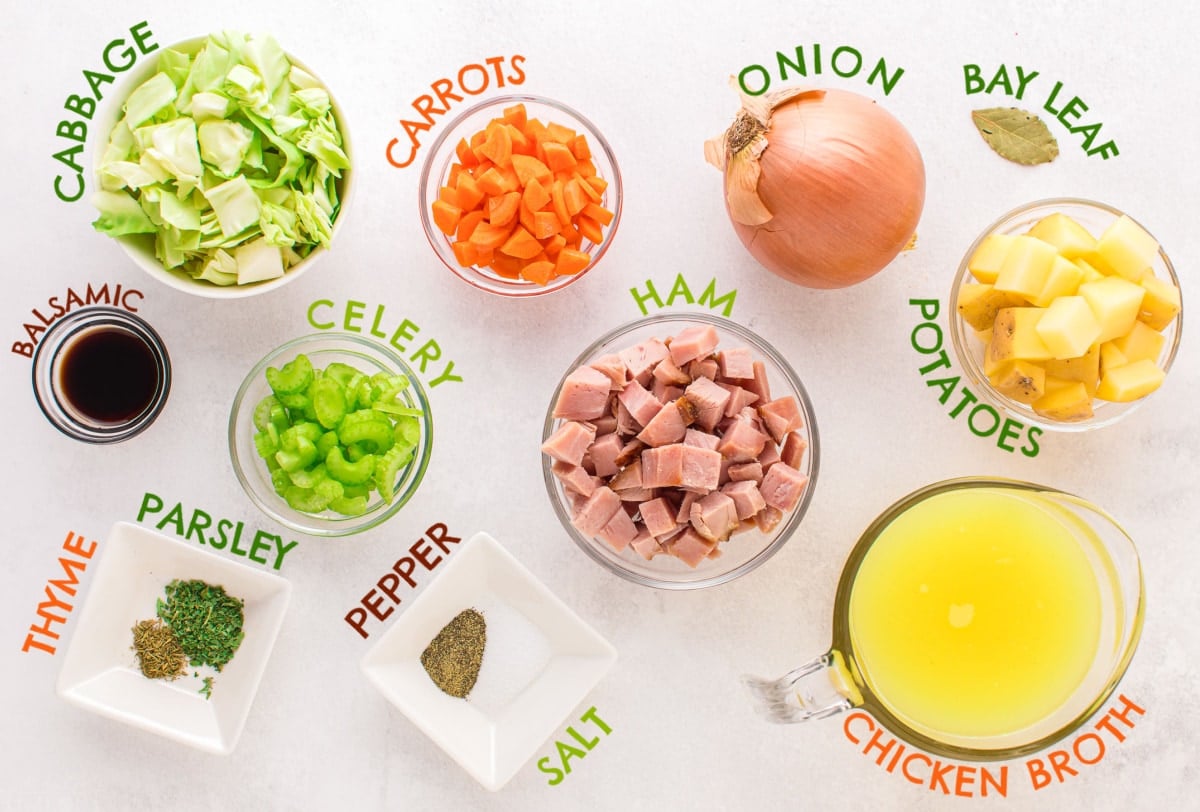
[[92, 35, 354, 299], [229, 333, 433, 537], [419, 94, 622, 298], [949, 198, 1182, 432], [541, 313, 820, 589]]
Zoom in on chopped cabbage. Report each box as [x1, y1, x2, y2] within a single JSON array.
[[92, 32, 348, 286]]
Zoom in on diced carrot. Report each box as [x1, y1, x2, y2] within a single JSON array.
[[555, 248, 591, 276], [438, 186, 461, 208], [585, 175, 608, 196], [574, 171, 603, 204], [455, 210, 486, 243], [473, 245, 494, 266], [543, 141, 578, 173], [582, 202, 614, 226], [489, 253, 522, 278], [574, 158, 597, 178], [500, 225, 542, 259], [562, 223, 582, 248], [507, 124, 533, 156], [502, 103, 527, 129], [447, 164, 464, 188], [450, 240, 477, 267], [520, 260, 556, 285], [532, 211, 561, 239], [497, 165, 521, 193], [455, 138, 478, 168], [522, 176, 551, 212], [476, 167, 509, 197], [431, 200, 461, 236], [550, 179, 570, 226], [577, 214, 604, 245], [518, 201, 538, 236], [562, 178, 588, 217], [546, 121, 577, 144], [487, 191, 521, 227], [542, 234, 567, 259], [570, 134, 591, 160], [511, 154, 553, 187], [476, 123, 513, 168], [455, 173, 485, 211], [469, 221, 511, 250], [469, 129, 487, 149]]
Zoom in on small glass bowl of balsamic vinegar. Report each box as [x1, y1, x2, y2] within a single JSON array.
[[32, 307, 171, 443]]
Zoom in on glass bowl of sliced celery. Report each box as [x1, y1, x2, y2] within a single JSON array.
[[229, 333, 433, 537], [90, 33, 354, 298]]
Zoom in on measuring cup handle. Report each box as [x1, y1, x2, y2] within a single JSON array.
[[742, 652, 855, 724]]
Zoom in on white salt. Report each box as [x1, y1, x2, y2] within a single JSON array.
[[467, 593, 552, 715]]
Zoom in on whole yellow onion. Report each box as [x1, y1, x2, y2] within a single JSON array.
[[705, 87, 926, 289]]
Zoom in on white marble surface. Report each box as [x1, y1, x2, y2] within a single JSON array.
[[3, 0, 1197, 809]]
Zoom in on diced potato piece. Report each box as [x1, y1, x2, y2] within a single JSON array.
[[1027, 213, 1097, 259], [1033, 381, 1094, 422], [987, 307, 1054, 370], [1030, 255, 1085, 307], [1044, 344, 1100, 395], [1098, 342, 1128, 378], [1138, 276, 1181, 331], [1095, 214, 1158, 283], [1079, 276, 1146, 343], [957, 283, 1027, 331], [968, 234, 1016, 284], [1036, 296, 1102, 360], [1074, 258, 1106, 284], [994, 236, 1057, 301], [1096, 359, 1165, 402], [1042, 375, 1079, 395], [988, 359, 1046, 404], [1109, 320, 1166, 365]]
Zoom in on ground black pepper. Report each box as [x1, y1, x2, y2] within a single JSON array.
[[420, 608, 486, 699]]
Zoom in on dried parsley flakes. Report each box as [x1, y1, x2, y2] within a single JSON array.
[[157, 579, 246, 672], [420, 609, 486, 699]]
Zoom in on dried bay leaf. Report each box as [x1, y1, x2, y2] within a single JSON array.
[[971, 107, 1060, 165]]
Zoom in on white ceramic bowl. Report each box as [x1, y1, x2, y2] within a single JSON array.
[[360, 532, 617, 791], [56, 522, 291, 755], [92, 34, 354, 298]]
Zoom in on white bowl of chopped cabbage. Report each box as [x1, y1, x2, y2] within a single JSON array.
[[90, 33, 353, 297]]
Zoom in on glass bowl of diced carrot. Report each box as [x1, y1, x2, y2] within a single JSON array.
[[540, 313, 821, 590], [419, 95, 622, 297]]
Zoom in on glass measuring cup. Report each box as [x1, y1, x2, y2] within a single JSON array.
[[745, 477, 1144, 761]]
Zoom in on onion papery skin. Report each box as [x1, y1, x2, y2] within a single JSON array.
[[726, 89, 926, 290]]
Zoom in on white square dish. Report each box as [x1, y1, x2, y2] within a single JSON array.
[[360, 531, 617, 791], [56, 521, 292, 755]]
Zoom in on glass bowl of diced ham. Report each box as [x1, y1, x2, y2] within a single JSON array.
[[540, 313, 820, 589]]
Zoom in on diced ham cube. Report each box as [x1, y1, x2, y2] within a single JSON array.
[[598, 506, 639, 552], [619, 338, 669, 384], [728, 461, 763, 484], [592, 414, 617, 436], [742, 360, 772, 403], [690, 491, 740, 542], [630, 529, 663, 560], [588, 432, 625, 477], [780, 432, 807, 470], [609, 459, 643, 491], [722, 480, 767, 520], [639, 496, 678, 537], [683, 428, 719, 450], [651, 377, 684, 404], [588, 353, 628, 391], [759, 396, 804, 444], [757, 440, 781, 471], [761, 462, 810, 512], [618, 380, 662, 429], [755, 505, 784, 534], [551, 461, 598, 497], [718, 382, 759, 417], [554, 365, 613, 421], [670, 528, 716, 568], [642, 444, 719, 492], [540, 420, 596, 466], [687, 358, 720, 381], [615, 399, 639, 436], [717, 414, 768, 463], [637, 398, 688, 447], [718, 346, 755, 379], [683, 376, 731, 431], [651, 355, 691, 386], [614, 439, 645, 468], [676, 490, 700, 524], [680, 445, 722, 493], [617, 486, 656, 502], [668, 324, 720, 366], [571, 486, 623, 536]]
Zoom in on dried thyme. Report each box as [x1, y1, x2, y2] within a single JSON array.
[[420, 609, 486, 699], [157, 579, 246, 671], [131, 618, 187, 680]]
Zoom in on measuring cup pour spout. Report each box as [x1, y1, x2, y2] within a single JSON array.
[[743, 652, 857, 724]]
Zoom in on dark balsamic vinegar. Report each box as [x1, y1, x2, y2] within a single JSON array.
[[59, 327, 160, 424]]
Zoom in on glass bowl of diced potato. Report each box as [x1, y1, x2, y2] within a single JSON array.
[[950, 198, 1182, 432], [540, 313, 820, 590]]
